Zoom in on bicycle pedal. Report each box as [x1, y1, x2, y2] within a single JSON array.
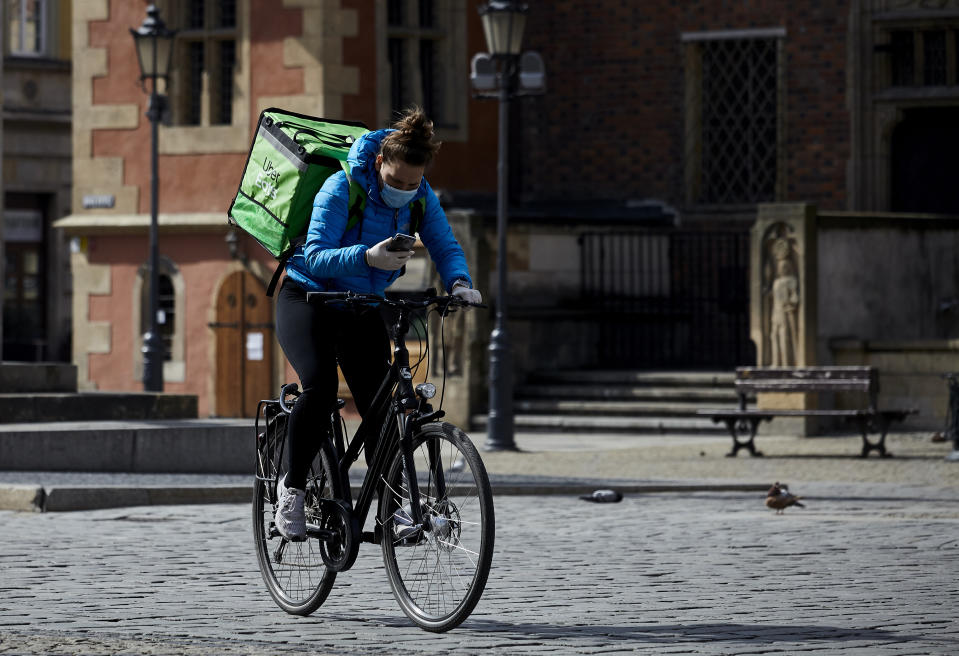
[[361, 530, 380, 544]]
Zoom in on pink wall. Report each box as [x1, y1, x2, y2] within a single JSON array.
[[86, 232, 284, 416]]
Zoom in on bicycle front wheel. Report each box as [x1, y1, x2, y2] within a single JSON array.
[[253, 436, 343, 616], [378, 422, 495, 632]]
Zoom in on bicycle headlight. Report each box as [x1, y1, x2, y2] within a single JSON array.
[[415, 383, 437, 400]]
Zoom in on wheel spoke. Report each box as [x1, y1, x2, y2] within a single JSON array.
[[379, 424, 493, 631], [254, 438, 340, 616], [434, 539, 479, 560]]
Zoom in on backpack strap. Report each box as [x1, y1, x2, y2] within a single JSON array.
[[266, 261, 285, 298], [266, 235, 306, 297], [343, 167, 367, 239], [409, 197, 426, 236]]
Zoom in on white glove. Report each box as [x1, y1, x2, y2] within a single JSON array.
[[452, 281, 482, 305], [365, 238, 413, 271]]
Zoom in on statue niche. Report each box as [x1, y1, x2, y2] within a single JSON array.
[[761, 223, 801, 367]]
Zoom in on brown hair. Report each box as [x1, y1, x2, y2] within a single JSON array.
[[379, 106, 442, 167]]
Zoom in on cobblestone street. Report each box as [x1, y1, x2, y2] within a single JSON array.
[[1, 487, 958, 655]]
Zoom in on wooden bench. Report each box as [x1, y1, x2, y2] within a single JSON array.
[[698, 366, 918, 458]]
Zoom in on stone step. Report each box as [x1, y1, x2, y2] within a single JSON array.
[[0, 362, 77, 393], [471, 413, 727, 434], [526, 369, 736, 387], [514, 398, 741, 416], [516, 384, 742, 402], [0, 419, 253, 473], [0, 392, 198, 423], [480, 369, 740, 435]]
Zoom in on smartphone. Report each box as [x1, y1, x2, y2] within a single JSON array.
[[387, 232, 416, 252]]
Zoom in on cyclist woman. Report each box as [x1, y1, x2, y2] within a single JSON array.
[[273, 107, 482, 540]]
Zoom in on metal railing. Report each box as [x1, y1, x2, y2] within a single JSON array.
[[579, 230, 754, 368]]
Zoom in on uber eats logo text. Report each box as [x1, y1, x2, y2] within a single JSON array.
[[255, 157, 280, 201]]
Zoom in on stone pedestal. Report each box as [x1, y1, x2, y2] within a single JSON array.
[[751, 203, 819, 434]]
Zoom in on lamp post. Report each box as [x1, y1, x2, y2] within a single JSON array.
[[130, 4, 175, 392], [472, 1, 543, 451]]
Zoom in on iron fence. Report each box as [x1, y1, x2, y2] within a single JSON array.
[[579, 230, 754, 368]]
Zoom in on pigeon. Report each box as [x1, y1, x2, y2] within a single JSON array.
[[579, 489, 623, 503], [765, 481, 805, 514]]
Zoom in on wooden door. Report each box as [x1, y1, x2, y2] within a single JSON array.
[[213, 270, 274, 417]]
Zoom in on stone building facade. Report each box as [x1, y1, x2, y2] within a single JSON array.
[[57, 0, 959, 427], [57, 0, 497, 418], [2, 0, 73, 362]]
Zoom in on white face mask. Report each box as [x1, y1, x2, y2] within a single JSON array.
[[380, 181, 419, 208]]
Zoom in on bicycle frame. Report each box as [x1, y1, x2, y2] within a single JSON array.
[[319, 296, 448, 544], [253, 289, 493, 631]]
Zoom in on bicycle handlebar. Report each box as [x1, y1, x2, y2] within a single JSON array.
[[278, 382, 299, 414], [305, 290, 487, 311]]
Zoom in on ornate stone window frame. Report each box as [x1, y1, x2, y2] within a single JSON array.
[[848, 0, 959, 211], [155, 0, 251, 155], [375, 0, 468, 140]]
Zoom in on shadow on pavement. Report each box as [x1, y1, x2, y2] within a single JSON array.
[[767, 454, 944, 461], [454, 619, 917, 645]]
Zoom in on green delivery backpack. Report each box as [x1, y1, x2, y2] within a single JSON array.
[[228, 109, 367, 295], [228, 108, 427, 296]]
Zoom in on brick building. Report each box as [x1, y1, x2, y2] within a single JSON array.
[[56, 0, 497, 418], [54, 0, 959, 421]]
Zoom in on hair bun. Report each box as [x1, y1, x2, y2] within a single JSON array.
[[397, 110, 434, 141], [381, 106, 442, 166]]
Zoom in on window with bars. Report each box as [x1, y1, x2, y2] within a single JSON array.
[[685, 33, 783, 206], [172, 0, 237, 126], [6, 0, 45, 56], [385, 0, 453, 126], [883, 27, 959, 88]]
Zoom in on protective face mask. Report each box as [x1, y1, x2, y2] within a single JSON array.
[[380, 181, 419, 209]]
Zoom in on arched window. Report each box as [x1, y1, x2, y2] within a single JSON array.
[[142, 273, 177, 361], [134, 257, 186, 382]]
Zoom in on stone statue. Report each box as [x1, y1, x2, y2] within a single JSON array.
[[769, 249, 800, 366]]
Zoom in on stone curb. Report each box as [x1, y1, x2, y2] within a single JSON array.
[[0, 482, 771, 512], [42, 485, 255, 512], [0, 484, 45, 512]]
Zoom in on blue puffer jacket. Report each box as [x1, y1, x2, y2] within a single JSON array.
[[284, 129, 473, 294]]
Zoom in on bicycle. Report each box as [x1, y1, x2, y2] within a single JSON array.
[[252, 290, 495, 632]]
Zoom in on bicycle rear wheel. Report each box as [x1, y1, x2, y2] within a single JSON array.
[[253, 421, 344, 616], [378, 422, 495, 632]]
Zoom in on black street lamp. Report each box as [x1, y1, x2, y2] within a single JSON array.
[[130, 4, 175, 392], [472, 1, 543, 451]]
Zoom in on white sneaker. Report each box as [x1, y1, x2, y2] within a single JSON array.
[[392, 504, 422, 545], [274, 474, 306, 541]]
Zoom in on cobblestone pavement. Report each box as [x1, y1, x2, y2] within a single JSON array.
[[482, 432, 959, 489], [1, 487, 958, 655]]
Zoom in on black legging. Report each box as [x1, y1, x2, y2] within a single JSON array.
[[275, 278, 390, 489]]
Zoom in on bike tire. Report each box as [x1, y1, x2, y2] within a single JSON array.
[[253, 431, 344, 616], [378, 422, 495, 632]]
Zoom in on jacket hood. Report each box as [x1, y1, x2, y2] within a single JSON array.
[[346, 129, 426, 205]]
